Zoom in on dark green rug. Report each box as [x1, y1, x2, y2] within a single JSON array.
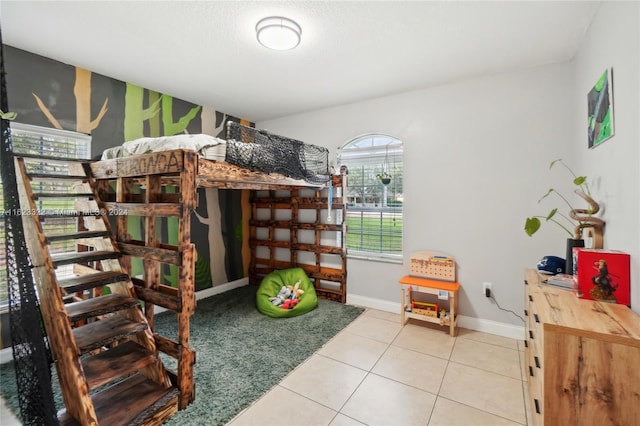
[[0, 285, 364, 425]]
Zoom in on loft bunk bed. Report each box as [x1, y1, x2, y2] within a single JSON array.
[[90, 122, 348, 303], [10, 122, 346, 424]]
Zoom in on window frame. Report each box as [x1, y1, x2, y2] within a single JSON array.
[[0, 123, 91, 311], [337, 134, 403, 263]]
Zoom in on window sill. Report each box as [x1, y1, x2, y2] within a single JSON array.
[[347, 252, 403, 264]]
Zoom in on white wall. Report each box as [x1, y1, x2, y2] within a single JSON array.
[[259, 2, 640, 331], [259, 61, 576, 335], [572, 1, 640, 313]]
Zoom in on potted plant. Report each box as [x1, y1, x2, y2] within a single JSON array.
[[376, 172, 392, 185], [524, 159, 605, 273]]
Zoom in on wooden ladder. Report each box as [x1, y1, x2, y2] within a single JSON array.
[[13, 153, 181, 425]]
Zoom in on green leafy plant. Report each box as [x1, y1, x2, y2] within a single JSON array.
[[524, 159, 602, 239], [376, 171, 392, 185]]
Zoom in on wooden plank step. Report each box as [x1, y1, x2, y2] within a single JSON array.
[[51, 250, 121, 267], [65, 294, 141, 322], [118, 242, 181, 266], [32, 192, 94, 199], [82, 340, 156, 391], [46, 230, 110, 242], [38, 210, 102, 218], [62, 293, 79, 303], [73, 315, 148, 354], [59, 271, 129, 293], [58, 373, 179, 426], [28, 173, 88, 181], [101, 201, 183, 217], [133, 283, 181, 312], [15, 153, 90, 162]]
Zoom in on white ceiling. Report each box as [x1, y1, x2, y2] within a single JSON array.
[[1, 1, 599, 123]]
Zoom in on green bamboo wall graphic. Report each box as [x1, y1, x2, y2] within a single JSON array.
[[122, 86, 203, 282], [162, 186, 179, 287], [3, 45, 248, 296], [124, 84, 158, 277], [123, 83, 161, 141], [162, 94, 201, 136]]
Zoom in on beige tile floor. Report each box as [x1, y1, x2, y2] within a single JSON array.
[[229, 308, 533, 426], [0, 308, 533, 425]]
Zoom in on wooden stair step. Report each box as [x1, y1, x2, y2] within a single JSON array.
[[59, 271, 129, 293], [32, 192, 94, 199], [27, 172, 88, 181], [73, 314, 147, 354], [65, 294, 141, 322], [58, 373, 179, 426], [38, 210, 102, 218], [46, 230, 110, 242], [51, 250, 121, 267], [82, 340, 157, 391], [62, 293, 80, 304]]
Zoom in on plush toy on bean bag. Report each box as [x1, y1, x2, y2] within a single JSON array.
[[256, 268, 318, 318], [281, 299, 299, 309], [269, 286, 292, 306], [287, 281, 304, 300]]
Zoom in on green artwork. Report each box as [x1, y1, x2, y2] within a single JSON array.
[[587, 68, 614, 148]]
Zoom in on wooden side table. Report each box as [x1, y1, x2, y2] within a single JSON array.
[[399, 275, 460, 336]]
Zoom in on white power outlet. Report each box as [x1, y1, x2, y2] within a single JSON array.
[[483, 282, 492, 297]]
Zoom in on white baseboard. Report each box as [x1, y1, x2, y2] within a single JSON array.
[[154, 277, 249, 314], [0, 278, 250, 365], [347, 293, 524, 340], [347, 293, 400, 313], [0, 345, 13, 364], [456, 315, 524, 340], [196, 277, 249, 300]]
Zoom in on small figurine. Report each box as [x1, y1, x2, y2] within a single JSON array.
[[592, 259, 617, 296], [589, 259, 617, 302]]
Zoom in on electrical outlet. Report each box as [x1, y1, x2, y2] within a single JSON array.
[[483, 282, 492, 297]]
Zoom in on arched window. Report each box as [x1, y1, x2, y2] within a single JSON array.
[[337, 134, 403, 261]]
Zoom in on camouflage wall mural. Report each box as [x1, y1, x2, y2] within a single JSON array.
[[3, 45, 250, 291]]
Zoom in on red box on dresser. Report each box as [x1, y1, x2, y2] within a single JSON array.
[[572, 248, 631, 306]]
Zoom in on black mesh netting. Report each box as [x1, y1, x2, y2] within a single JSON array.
[[1, 33, 59, 425], [225, 121, 330, 184]]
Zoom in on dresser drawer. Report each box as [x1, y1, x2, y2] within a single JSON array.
[[524, 269, 640, 426]]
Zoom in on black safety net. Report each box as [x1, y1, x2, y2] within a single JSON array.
[[1, 32, 59, 425], [225, 121, 330, 184]]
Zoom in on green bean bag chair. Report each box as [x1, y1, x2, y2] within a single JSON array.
[[256, 267, 318, 318]]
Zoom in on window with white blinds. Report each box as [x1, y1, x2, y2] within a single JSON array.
[[337, 134, 403, 262], [0, 123, 91, 308]]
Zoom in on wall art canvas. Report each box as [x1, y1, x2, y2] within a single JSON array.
[[587, 68, 614, 148]]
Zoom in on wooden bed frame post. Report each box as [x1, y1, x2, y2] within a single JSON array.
[[90, 149, 198, 411]]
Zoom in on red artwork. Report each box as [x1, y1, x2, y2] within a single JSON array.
[[573, 248, 630, 306]]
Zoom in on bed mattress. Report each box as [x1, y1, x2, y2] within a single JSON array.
[[101, 134, 227, 161]]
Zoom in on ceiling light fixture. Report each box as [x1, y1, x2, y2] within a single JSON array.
[[256, 16, 301, 51]]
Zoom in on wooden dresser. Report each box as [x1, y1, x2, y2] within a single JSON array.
[[524, 269, 640, 426]]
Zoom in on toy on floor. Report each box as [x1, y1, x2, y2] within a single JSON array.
[[269, 286, 292, 306], [256, 267, 318, 318], [287, 280, 304, 300], [281, 299, 299, 309]]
